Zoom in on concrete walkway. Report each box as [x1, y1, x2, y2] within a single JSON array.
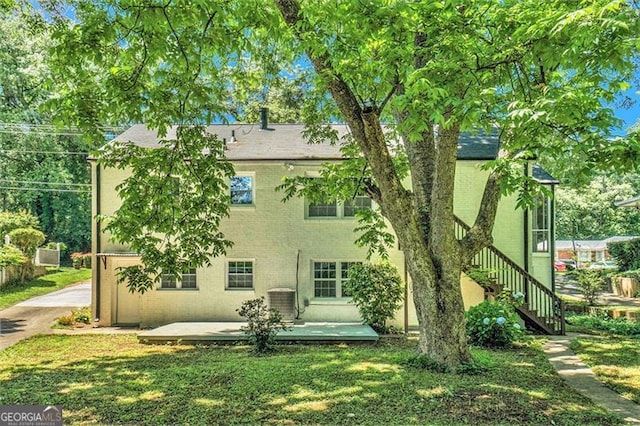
[[544, 334, 640, 424], [0, 281, 91, 351]]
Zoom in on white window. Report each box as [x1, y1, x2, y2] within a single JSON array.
[[313, 261, 362, 298], [230, 175, 254, 205], [227, 260, 254, 289], [532, 196, 550, 253], [307, 196, 372, 218], [160, 268, 197, 289]]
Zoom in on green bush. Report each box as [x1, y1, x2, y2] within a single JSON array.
[[343, 262, 404, 333], [566, 314, 640, 336], [0, 211, 39, 237], [608, 238, 640, 272], [8, 228, 45, 258], [0, 245, 26, 269], [57, 314, 75, 327], [576, 269, 605, 306], [72, 307, 92, 324], [465, 290, 524, 348], [236, 297, 289, 353]]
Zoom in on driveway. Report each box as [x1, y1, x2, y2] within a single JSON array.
[[0, 281, 91, 351]]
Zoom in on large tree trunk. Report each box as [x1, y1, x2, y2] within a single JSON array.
[[275, 0, 495, 368]]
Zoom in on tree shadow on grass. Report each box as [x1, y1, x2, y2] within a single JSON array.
[[0, 337, 624, 425], [573, 338, 640, 403]]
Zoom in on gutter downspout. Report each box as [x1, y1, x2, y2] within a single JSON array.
[[403, 256, 409, 334], [550, 184, 556, 293], [95, 163, 101, 321], [523, 163, 530, 303]]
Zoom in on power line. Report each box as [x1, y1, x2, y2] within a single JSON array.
[[0, 150, 90, 155], [0, 186, 91, 193], [0, 179, 90, 187]]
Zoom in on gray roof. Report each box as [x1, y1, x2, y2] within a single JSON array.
[[112, 124, 556, 183], [532, 165, 558, 184], [114, 123, 508, 161], [614, 195, 640, 208], [556, 236, 640, 251]]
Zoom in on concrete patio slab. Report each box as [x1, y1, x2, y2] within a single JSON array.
[[138, 322, 378, 344]]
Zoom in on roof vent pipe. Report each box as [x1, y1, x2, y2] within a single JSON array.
[[230, 130, 236, 144], [260, 107, 268, 130]]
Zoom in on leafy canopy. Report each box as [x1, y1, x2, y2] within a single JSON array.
[[43, 0, 640, 292]]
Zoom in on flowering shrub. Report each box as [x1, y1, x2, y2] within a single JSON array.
[[237, 297, 290, 353], [466, 290, 524, 348]]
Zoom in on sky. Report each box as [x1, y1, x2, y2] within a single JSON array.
[[614, 86, 640, 132]]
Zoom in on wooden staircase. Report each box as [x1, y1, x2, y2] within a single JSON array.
[[455, 216, 565, 335]]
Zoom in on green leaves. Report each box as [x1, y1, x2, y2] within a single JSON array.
[[100, 126, 234, 291]]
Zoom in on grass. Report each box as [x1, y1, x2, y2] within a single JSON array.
[[0, 335, 622, 425], [0, 268, 91, 310], [570, 337, 640, 404]]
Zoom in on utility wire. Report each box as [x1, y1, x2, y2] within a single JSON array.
[[0, 179, 90, 187], [0, 186, 91, 193], [0, 150, 90, 155]]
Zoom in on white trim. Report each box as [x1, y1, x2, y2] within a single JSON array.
[[229, 172, 256, 208], [310, 259, 362, 299], [225, 258, 256, 290]]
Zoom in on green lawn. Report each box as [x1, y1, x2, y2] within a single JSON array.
[[0, 268, 91, 310], [570, 337, 640, 404], [0, 335, 621, 425]]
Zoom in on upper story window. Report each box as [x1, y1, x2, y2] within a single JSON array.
[[532, 196, 550, 253], [160, 268, 197, 289], [307, 196, 372, 218], [230, 175, 254, 205]]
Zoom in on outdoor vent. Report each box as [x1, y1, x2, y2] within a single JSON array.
[[267, 288, 296, 321]]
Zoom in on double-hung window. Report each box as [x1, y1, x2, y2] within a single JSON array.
[[227, 260, 254, 289], [313, 261, 362, 298], [160, 268, 197, 289], [307, 196, 372, 218], [532, 196, 550, 253], [230, 175, 254, 206]]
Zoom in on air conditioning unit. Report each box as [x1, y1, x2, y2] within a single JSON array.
[[267, 288, 296, 321]]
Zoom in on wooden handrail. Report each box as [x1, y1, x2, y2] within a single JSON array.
[[455, 215, 565, 334]]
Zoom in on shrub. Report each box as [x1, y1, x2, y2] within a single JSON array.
[[608, 238, 640, 272], [8, 228, 45, 258], [576, 269, 605, 306], [0, 245, 26, 269], [236, 297, 289, 353], [0, 211, 39, 237], [72, 307, 92, 324], [57, 314, 75, 327], [566, 314, 640, 336], [343, 262, 404, 333], [465, 290, 524, 348]]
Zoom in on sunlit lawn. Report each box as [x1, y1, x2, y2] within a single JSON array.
[[0, 335, 622, 425], [0, 268, 91, 310], [570, 336, 640, 404]]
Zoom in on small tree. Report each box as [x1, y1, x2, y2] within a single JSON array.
[[344, 262, 404, 333], [236, 297, 289, 353], [576, 270, 606, 306], [7, 227, 45, 283]]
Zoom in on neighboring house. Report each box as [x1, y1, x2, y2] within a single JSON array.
[[92, 121, 560, 332], [556, 236, 639, 266]]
